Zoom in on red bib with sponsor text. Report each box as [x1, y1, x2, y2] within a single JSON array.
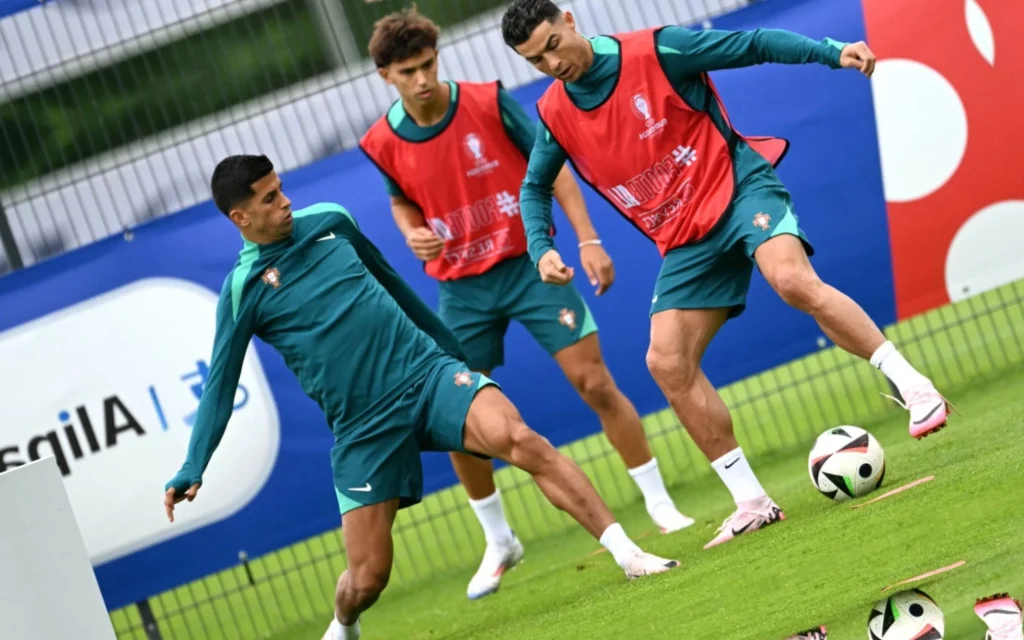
[[360, 81, 530, 281], [538, 28, 788, 256]]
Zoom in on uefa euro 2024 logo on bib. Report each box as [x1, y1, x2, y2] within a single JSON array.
[[631, 92, 655, 127], [464, 133, 486, 165], [463, 132, 500, 177], [631, 92, 668, 141]]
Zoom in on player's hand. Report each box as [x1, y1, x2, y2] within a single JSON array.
[[406, 227, 444, 261], [538, 250, 574, 286], [164, 484, 200, 523], [579, 242, 614, 295], [840, 41, 876, 77]]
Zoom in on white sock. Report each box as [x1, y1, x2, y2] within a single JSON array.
[[599, 522, 642, 569], [468, 490, 514, 546], [711, 447, 767, 505], [627, 457, 673, 513], [870, 341, 930, 395], [329, 617, 360, 640]]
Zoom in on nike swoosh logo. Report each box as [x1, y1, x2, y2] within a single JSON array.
[[913, 403, 944, 425], [348, 484, 371, 492], [316, 231, 336, 242], [982, 609, 1020, 617], [724, 457, 740, 469], [731, 521, 753, 536]]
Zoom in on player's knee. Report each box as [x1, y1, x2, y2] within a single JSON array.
[[507, 418, 556, 469], [349, 563, 390, 601], [571, 366, 619, 412], [646, 344, 698, 389], [772, 263, 824, 312]]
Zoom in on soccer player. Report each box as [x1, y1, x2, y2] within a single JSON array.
[[500, 0, 952, 549], [358, 9, 692, 599], [162, 156, 678, 640]]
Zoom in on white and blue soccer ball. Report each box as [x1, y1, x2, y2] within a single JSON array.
[[868, 589, 945, 639], [808, 426, 885, 502]]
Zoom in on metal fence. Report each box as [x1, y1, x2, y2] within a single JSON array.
[[4, 0, 1024, 638], [0, 0, 746, 271]]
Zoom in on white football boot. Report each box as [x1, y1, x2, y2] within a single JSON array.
[[620, 548, 680, 579], [975, 594, 1024, 640], [466, 534, 525, 600]]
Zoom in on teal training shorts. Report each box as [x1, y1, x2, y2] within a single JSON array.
[[650, 183, 814, 319], [438, 253, 597, 371], [331, 356, 498, 516]]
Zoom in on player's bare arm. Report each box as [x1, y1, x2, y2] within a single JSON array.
[[390, 194, 444, 261], [552, 165, 614, 295]]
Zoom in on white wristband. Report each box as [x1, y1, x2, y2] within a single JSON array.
[[578, 239, 602, 248]]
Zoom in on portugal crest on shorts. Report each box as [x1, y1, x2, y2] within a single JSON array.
[[558, 307, 577, 331], [454, 371, 474, 387], [262, 267, 281, 288], [753, 212, 772, 231]]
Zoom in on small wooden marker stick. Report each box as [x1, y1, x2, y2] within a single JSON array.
[[851, 475, 936, 510], [881, 560, 967, 593]]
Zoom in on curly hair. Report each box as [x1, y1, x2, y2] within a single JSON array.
[[368, 6, 440, 68]]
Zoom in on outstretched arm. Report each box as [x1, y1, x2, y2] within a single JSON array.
[[657, 25, 866, 75], [164, 282, 253, 520], [344, 211, 467, 362]]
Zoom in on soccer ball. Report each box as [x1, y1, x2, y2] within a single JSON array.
[[808, 426, 885, 501], [868, 589, 945, 639]]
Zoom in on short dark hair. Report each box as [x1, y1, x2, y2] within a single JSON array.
[[368, 7, 440, 68], [210, 155, 274, 216], [501, 0, 562, 48]]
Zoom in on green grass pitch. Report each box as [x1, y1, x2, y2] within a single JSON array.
[[110, 282, 1024, 639], [275, 370, 1024, 639]]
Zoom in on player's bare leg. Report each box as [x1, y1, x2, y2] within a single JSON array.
[[555, 333, 694, 533], [646, 308, 784, 549], [454, 455, 524, 599], [755, 235, 951, 438], [463, 386, 678, 578], [450, 451, 497, 500], [323, 499, 400, 640], [449, 406, 524, 601]]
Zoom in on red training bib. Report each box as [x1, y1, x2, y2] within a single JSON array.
[[538, 28, 788, 255], [360, 81, 531, 280]]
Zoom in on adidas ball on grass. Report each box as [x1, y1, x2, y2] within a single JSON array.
[[868, 589, 945, 639], [808, 426, 885, 501]]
